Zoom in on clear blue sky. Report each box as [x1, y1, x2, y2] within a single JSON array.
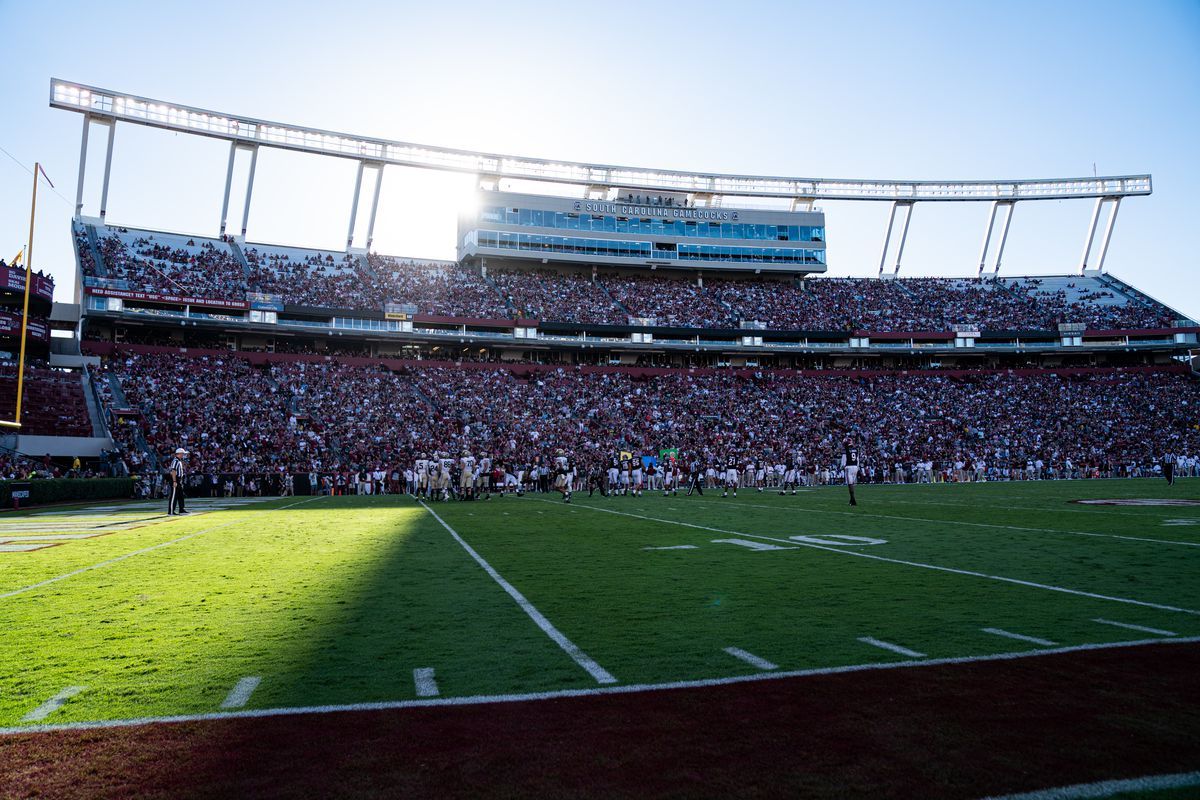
[[1, 0, 1198, 319]]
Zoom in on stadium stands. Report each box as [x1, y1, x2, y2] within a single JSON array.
[[0, 362, 91, 438], [75, 225, 1180, 331], [93, 228, 245, 299], [97, 349, 1200, 480]]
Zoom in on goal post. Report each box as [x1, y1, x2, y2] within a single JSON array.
[[2, 164, 48, 431]]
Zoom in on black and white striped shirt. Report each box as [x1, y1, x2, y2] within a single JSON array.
[[169, 457, 186, 480]]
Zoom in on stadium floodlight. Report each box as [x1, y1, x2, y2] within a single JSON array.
[[49, 79, 1152, 203]]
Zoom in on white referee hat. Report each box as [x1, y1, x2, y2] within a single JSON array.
[[175, 448, 189, 455]]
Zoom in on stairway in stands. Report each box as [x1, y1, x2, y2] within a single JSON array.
[[356, 253, 377, 279], [227, 239, 253, 281], [478, 268, 519, 317], [596, 277, 632, 319], [80, 366, 109, 438], [105, 372, 161, 470], [84, 224, 108, 277]]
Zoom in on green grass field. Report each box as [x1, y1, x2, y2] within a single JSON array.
[[1, 479, 1198, 731]]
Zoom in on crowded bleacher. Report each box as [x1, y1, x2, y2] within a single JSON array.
[[93, 349, 1200, 482], [73, 226, 1179, 331]]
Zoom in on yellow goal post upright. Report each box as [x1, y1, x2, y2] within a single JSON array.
[[1, 162, 49, 432]]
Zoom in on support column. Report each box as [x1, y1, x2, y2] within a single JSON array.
[[364, 164, 384, 252], [98, 122, 116, 220], [993, 202, 1015, 275], [346, 160, 366, 249], [1078, 196, 1105, 273], [976, 201, 998, 276], [892, 203, 914, 276], [1094, 198, 1121, 273], [877, 201, 898, 277], [219, 142, 237, 236], [74, 115, 90, 217], [240, 146, 258, 238]]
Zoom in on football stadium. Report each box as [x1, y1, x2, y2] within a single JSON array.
[[1, 3, 1199, 798]]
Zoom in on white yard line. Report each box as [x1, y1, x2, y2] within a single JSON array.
[[413, 668, 439, 697], [420, 501, 616, 685], [550, 500, 1200, 616], [857, 637, 926, 658], [981, 628, 1057, 647], [692, 497, 1200, 548], [723, 647, 778, 670], [0, 496, 325, 602], [220, 677, 261, 709], [21, 687, 86, 722], [887, 496, 1200, 519], [1091, 618, 1176, 637], [978, 769, 1200, 799], [3, 635, 1198, 735], [642, 545, 698, 551]]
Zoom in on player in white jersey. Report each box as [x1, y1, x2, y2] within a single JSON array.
[[436, 452, 454, 500], [414, 453, 430, 498], [755, 461, 767, 492], [459, 451, 476, 500], [552, 449, 572, 503], [477, 452, 493, 500]]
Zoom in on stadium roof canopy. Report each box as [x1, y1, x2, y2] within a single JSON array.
[[50, 78, 1150, 275]]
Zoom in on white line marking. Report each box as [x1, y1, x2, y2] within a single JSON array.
[[22, 687, 86, 722], [712, 538, 797, 551], [723, 647, 778, 670], [552, 500, 1200, 616], [979, 769, 1200, 799], [413, 667, 439, 697], [981, 628, 1057, 647], [0, 496, 325, 602], [3, 635, 1197, 736], [420, 501, 616, 685], [642, 545, 698, 551], [889, 495, 1200, 519], [857, 637, 926, 658], [695, 496, 1200, 548], [1091, 618, 1177, 637], [220, 677, 261, 709]]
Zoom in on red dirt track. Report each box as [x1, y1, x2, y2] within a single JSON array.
[[3, 642, 1199, 799]]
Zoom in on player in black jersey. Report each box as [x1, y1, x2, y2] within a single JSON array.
[[722, 455, 739, 498], [841, 438, 860, 506]]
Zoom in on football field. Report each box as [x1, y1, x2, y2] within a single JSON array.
[[1, 478, 1198, 733]]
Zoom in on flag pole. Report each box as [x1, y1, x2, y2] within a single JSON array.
[[8, 163, 40, 429]]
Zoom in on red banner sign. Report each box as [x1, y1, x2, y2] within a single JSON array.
[[0, 312, 50, 342], [90, 287, 249, 310], [0, 266, 54, 302]]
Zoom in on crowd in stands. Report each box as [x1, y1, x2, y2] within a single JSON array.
[[96, 351, 1200, 483], [95, 232, 245, 299], [0, 362, 91, 437], [489, 268, 620, 324], [245, 248, 360, 308], [369, 256, 511, 318], [604, 273, 733, 327], [74, 227, 1180, 331]]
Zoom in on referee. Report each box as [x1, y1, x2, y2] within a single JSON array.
[[685, 456, 704, 496], [168, 447, 190, 515]]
